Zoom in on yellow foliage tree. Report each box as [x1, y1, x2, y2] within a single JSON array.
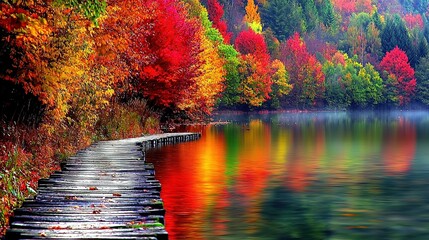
[[179, 31, 226, 114], [271, 59, 292, 96], [244, 0, 262, 33]]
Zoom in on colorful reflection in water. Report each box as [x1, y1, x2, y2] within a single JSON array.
[[146, 111, 429, 239]]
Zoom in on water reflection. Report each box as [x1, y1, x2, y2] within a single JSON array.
[[146, 111, 429, 239]]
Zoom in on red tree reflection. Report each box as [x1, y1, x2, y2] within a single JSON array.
[[382, 118, 416, 174], [285, 123, 325, 192]]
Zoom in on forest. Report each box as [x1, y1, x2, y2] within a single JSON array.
[[2, 0, 429, 235]]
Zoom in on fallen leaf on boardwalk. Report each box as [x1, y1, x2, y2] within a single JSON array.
[[49, 209, 62, 212], [112, 193, 121, 197], [48, 226, 71, 230], [93, 209, 102, 214], [73, 205, 81, 209], [99, 226, 111, 229], [65, 196, 77, 200], [89, 186, 98, 190], [39, 232, 47, 237]]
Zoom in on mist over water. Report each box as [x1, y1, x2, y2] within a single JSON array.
[[147, 111, 429, 240]]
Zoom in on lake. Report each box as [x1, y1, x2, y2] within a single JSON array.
[[146, 111, 429, 240]]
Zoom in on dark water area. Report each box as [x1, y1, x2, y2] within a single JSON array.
[[146, 111, 429, 239]]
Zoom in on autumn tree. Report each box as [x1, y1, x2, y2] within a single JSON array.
[[235, 29, 272, 107], [178, 0, 227, 114], [207, 0, 231, 43], [323, 52, 383, 109], [101, 0, 204, 112], [348, 62, 384, 108], [179, 31, 226, 115], [238, 54, 272, 107], [267, 59, 292, 109], [346, 12, 382, 64], [331, 0, 356, 15], [235, 28, 269, 57], [404, 14, 424, 30], [263, 28, 281, 58], [380, 47, 417, 106], [0, 0, 114, 230], [183, 0, 240, 109], [0, 0, 112, 130], [243, 0, 262, 33], [218, 44, 241, 107], [55, 0, 106, 24], [280, 33, 325, 107], [323, 53, 349, 108]]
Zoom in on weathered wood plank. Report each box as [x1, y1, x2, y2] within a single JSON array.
[[6, 133, 201, 239]]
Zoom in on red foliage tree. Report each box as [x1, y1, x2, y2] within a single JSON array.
[[380, 46, 417, 105], [207, 0, 231, 43], [101, 0, 201, 109], [404, 14, 424, 30], [332, 0, 356, 15], [235, 29, 269, 60], [138, 0, 201, 107], [0, 4, 30, 32], [280, 32, 325, 107], [234, 29, 272, 106]]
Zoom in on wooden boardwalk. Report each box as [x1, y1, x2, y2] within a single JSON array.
[[5, 133, 201, 239]]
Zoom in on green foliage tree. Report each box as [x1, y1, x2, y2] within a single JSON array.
[[346, 13, 382, 64], [261, 0, 337, 41], [267, 59, 292, 109], [261, 0, 304, 41], [315, 0, 338, 31], [263, 28, 281, 59], [301, 0, 319, 32], [415, 57, 429, 106], [323, 57, 350, 108], [323, 53, 383, 109], [218, 44, 241, 107], [381, 14, 415, 65]]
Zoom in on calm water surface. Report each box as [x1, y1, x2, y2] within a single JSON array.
[[146, 111, 429, 240]]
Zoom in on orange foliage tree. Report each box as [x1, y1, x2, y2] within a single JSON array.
[[179, 28, 226, 115], [0, 0, 114, 233], [243, 0, 262, 32]]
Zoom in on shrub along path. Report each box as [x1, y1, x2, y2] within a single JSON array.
[[5, 133, 201, 239]]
